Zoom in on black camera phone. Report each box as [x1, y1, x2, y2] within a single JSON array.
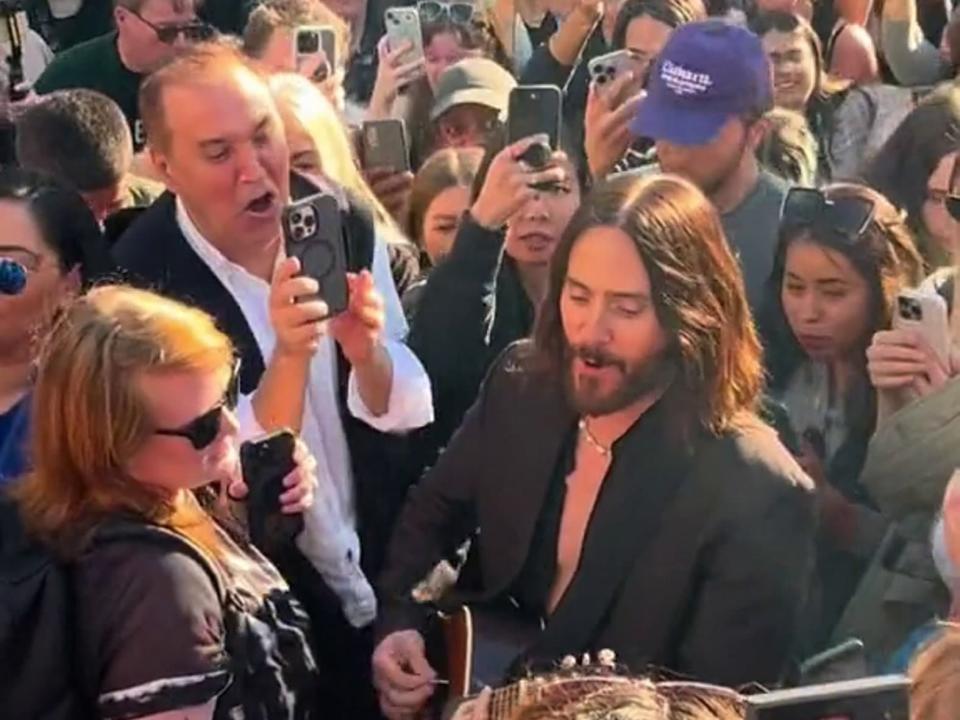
[[240, 430, 303, 555], [507, 85, 562, 169], [282, 191, 349, 316]]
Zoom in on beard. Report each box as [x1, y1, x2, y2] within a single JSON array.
[[564, 343, 674, 416]]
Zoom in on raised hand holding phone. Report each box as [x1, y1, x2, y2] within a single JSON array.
[[470, 135, 571, 230], [368, 36, 426, 118], [584, 70, 645, 180]]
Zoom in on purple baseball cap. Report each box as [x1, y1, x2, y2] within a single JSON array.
[[632, 20, 773, 146]]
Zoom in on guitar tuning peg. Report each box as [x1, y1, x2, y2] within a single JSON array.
[[597, 649, 616, 667], [581, 653, 591, 666]]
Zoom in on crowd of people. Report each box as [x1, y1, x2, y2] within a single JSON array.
[[1, 0, 960, 717]]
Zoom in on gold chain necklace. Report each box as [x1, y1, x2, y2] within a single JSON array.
[[578, 418, 611, 456]]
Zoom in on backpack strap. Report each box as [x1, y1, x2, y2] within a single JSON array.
[[89, 520, 246, 710]]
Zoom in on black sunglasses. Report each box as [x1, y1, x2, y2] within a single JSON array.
[[154, 360, 241, 450], [780, 187, 875, 239], [129, 8, 215, 44], [418, 0, 475, 25]]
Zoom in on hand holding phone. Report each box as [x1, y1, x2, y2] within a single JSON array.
[[240, 430, 305, 555], [384, 7, 425, 65], [507, 85, 562, 169], [469, 136, 570, 230]]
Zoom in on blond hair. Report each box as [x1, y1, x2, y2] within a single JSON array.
[[910, 623, 960, 720], [14, 285, 235, 559], [268, 72, 410, 246]]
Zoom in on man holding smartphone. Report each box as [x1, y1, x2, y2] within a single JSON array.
[[112, 42, 433, 718]]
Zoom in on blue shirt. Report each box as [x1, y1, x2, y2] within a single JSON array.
[[0, 395, 30, 487]]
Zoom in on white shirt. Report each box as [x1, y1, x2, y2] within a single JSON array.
[[0, 28, 53, 86], [176, 199, 434, 627]]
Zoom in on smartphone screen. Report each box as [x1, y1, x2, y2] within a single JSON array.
[[507, 85, 562, 148]]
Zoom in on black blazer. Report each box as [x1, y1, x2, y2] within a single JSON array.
[[378, 344, 817, 687], [111, 189, 408, 579]]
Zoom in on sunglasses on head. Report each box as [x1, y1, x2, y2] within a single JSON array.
[[418, 0, 475, 25], [129, 8, 215, 44], [780, 187, 875, 240], [154, 360, 241, 450]]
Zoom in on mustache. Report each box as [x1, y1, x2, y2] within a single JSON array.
[[568, 345, 627, 372]]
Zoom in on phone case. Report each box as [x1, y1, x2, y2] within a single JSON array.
[[894, 288, 950, 364], [507, 85, 562, 149], [282, 193, 349, 315], [361, 120, 410, 172], [384, 7, 424, 64], [240, 430, 303, 554], [587, 50, 634, 88], [295, 25, 337, 72]]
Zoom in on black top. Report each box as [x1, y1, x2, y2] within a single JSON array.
[[77, 519, 319, 719], [524, 13, 559, 48], [379, 343, 817, 687]]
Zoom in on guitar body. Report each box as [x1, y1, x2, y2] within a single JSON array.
[[425, 603, 543, 718]]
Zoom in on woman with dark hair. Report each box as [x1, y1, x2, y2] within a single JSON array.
[[863, 85, 960, 266], [759, 183, 924, 644], [0, 168, 113, 485], [406, 128, 581, 477], [752, 11, 914, 183]]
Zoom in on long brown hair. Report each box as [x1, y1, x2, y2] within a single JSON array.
[[408, 147, 483, 259], [13, 285, 235, 559], [533, 173, 763, 436]]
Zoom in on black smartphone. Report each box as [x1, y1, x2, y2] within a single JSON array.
[[507, 85, 562, 160], [745, 675, 910, 720], [282, 192, 349, 315], [361, 119, 411, 172], [240, 430, 303, 555]]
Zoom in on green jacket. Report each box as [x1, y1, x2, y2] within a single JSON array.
[[832, 378, 960, 667]]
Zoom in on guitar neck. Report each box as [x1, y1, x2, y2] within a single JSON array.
[[488, 680, 530, 720]]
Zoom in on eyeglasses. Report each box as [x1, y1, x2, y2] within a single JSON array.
[[127, 8, 215, 44], [0, 245, 42, 273], [780, 187, 875, 239], [418, 0, 475, 25], [154, 361, 241, 450], [927, 187, 960, 222]]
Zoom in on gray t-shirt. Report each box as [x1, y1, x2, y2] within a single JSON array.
[[721, 171, 788, 312]]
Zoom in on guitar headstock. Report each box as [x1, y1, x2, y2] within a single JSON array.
[[487, 650, 643, 720]]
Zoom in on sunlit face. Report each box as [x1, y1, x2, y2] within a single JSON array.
[[922, 151, 960, 254], [280, 107, 324, 178], [0, 201, 79, 362], [151, 66, 290, 259], [504, 156, 580, 268], [425, 32, 479, 92], [114, 0, 200, 72], [762, 29, 818, 112], [781, 238, 872, 363], [561, 226, 671, 416], [623, 14, 673, 86], [655, 117, 753, 197], [421, 184, 470, 264], [434, 103, 499, 149], [125, 368, 240, 495]]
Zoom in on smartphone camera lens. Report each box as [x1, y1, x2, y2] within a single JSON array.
[[899, 297, 923, 321], [298, 31, 320, 54]]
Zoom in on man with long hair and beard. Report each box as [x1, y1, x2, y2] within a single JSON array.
[[372, 173, 816, 720]]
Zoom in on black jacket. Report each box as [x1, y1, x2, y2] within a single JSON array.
[[110, 189, 408, 580], [379, 344, 817, 687], [406, 214, 534, 475]]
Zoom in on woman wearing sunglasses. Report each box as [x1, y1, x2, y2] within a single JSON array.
[[0, 169, 112, 487], [11, 285, 320, 719], [759, 183, 923, 648], [864, 85, 960, 267]]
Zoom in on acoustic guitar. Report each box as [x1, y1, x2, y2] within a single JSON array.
[[426, 603, 621, 719]]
